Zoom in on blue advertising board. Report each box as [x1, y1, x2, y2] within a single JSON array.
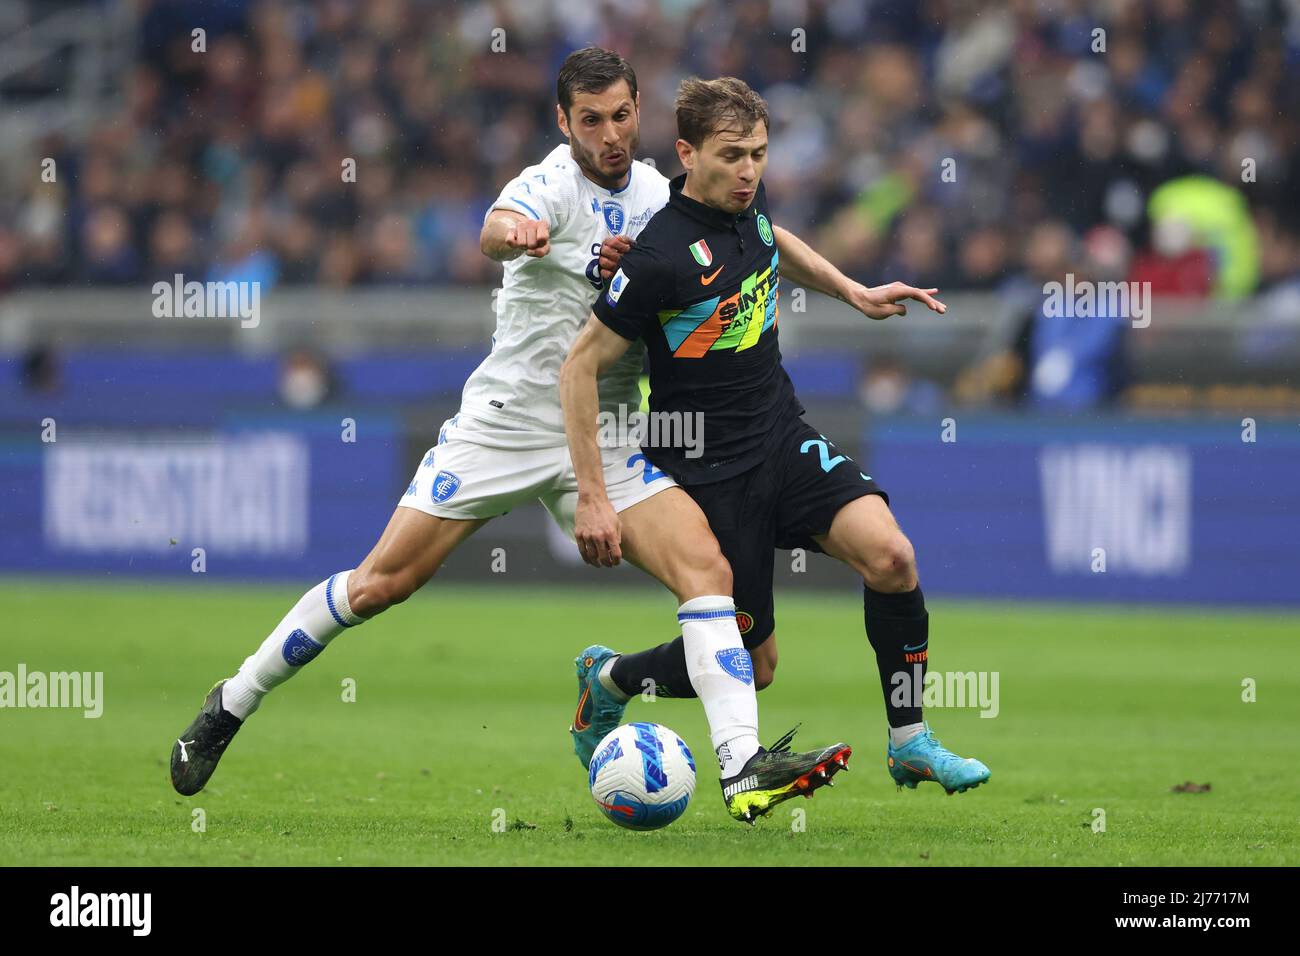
[[868, 416, 1299, 606], [0, 413, 405, 581]]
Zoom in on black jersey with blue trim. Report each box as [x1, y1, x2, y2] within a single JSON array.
[[591, 174, 802, 484]]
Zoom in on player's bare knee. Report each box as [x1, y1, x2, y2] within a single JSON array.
[[346, 572, 385, 617], [350, 569, 420, 617], [705, 550, 733, 598], [677, 540, 732, 599], [865, 533, 917, 591], [754, 662, 776, 691]]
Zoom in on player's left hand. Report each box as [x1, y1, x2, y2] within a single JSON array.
[[849, 281, 947, 320], [599, 235, 633, 280], [574, 495, 623, 568]]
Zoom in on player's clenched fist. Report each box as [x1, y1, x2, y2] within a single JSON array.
[[599, 235, 632, 280], [505, 219, 551, 258], [574, 496, 623, 567]]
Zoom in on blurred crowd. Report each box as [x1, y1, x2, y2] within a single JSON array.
[[1, 0, 1298, 307]]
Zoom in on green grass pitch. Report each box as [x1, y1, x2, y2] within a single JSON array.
[[3, 578, 1297, 866]]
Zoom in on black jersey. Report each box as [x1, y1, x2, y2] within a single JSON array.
[[591, 174, 802, 484]]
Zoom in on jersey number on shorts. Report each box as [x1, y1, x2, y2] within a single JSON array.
[[627, 452, 668, 484], [801, 436, 873, 480]]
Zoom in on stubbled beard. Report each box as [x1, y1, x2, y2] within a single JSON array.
[[570, 129, 639, 188]]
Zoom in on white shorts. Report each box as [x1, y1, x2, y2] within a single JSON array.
[[396, 412, 678, 535]]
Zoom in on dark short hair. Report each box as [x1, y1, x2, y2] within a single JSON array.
[[675, 76, 769, 147], [556, 47, 638, 115]]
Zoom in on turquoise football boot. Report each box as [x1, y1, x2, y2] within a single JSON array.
[[570, 645, 629, 768], [887, 722, 990, 794]]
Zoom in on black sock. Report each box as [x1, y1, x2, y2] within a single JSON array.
[[609, 637, 696, 699], [863, 584, 928, 727]]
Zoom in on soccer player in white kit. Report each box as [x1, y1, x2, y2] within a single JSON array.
[[169, 49, 842, 817]]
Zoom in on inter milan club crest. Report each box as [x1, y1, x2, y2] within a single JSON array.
[[689, 239, 713, 267], [757, 214, 774, 246], [601, 201, 624, 235]]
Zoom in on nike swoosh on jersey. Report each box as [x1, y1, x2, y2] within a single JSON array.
[[700, 266, 725, 285]]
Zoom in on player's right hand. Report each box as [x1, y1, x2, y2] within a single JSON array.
[[574, 496, 623, 568], [505, 219, 550, 258], [599, 235, 632, 279]]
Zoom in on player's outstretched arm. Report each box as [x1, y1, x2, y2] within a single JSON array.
[[773, 225, 947, 320], [481, 209, 551, 261], [559, 315, 634, 568]]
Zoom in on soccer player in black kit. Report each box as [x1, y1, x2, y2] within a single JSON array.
[[561, 77, 990, 822]]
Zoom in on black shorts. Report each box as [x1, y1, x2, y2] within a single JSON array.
[[681, 416, 888, 650]]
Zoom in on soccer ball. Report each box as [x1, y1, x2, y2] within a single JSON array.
[[588, 722, 696, 831]]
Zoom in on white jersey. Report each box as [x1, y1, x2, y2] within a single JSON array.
[[461, 144, 669, 436]]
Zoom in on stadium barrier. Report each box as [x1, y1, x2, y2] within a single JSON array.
[[2, 290, 1296, 605]]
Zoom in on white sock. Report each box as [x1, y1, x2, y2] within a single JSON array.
[[597, 657, 631, 703], [678, 596, 760, 777], [890, 722, 925, 748], [221, 570, 363, 720]]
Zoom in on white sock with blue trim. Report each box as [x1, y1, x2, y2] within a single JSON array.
[[678, 595, 760, 778], [221, 570, 362, 720]]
